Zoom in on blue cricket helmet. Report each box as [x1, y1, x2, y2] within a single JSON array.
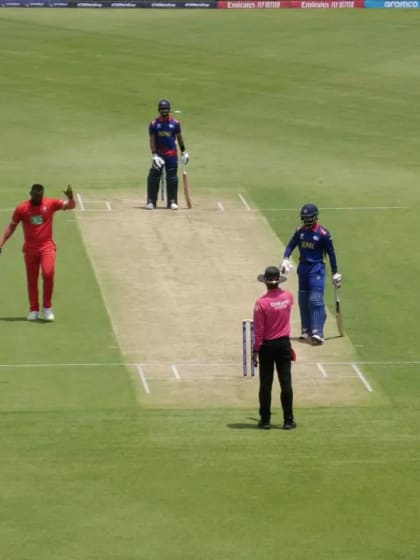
[[158, 99, 171, 112], [300, 203, 319, 226]]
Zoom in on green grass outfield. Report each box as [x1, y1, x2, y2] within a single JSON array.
[[1, 10, 420, 559]]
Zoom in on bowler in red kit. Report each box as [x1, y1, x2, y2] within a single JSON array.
[[0, 184, 76, 321]]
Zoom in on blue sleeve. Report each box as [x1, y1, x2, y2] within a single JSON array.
[[284, 229, 300, 258], [324, 233, 338, 274]]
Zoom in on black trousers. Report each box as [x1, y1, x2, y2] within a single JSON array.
[[258, 337, 294, 423], [147, 166, 179, 206]]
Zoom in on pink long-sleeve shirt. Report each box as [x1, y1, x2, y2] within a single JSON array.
[[253, 288, 294, 352]]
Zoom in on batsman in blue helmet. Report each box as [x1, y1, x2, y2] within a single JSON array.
[[280, 204, 342, 345], [145, 99, 189, 210]]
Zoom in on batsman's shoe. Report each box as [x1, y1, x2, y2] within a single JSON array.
[[146, 202, 155, 210], [43, 308, 55, 321], [311, 334, 324, 345], [169, 202, 179, 210], [283, 421, 297, 430], [27, 311, 39, 321]]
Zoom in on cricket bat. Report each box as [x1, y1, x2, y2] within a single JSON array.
[[182, 164, 192, 209], [334, 285, 344, 337]]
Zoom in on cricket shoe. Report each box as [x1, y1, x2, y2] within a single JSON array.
[[43, 308, 55, 321], [169, 202, 179, 210], [299, 331, 310, 340], [311, 334, 324, 345], [283, 421, 297, 430], [258, 420, 271, 430], [146, 202, 155, 210], [27, 311, 39, 321]]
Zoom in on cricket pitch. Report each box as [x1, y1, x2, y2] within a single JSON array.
[[76, 192, 381, 409]]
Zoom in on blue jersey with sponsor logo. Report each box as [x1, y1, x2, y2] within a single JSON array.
[[284, 224, 338, 274], [149, 116, 181, 158]]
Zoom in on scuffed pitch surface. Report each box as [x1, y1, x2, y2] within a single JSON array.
[[77, 193, 382, 409]]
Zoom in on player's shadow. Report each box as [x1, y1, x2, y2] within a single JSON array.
[[0, 317, 54, 324], [227, 417, 285, 430], [227, 417, 273, 430], [291, 335, 343, 344], [227, 417, 258, 430], [134, 206, 172, 211]]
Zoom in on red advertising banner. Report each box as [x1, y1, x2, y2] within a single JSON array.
[[218, 0, 364, 7]]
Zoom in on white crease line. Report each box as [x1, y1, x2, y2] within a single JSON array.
[[317, 206, 408, 211], [171, 365, 181, 379], [0, 205, 409, 214], [136, 364, 150, 394], [76, 193, 85, 211], [352, 363, 373, 393], [217, 202, 225, 211], [0, 360, 419, 368], [105, 201, 112, 211], [317, 363, 328, 378], [80, 199, 109, 202], [238, 193, 251, 211], [75, 209, 112, 213]]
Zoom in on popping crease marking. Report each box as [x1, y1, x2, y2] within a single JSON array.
[[1, 360, 419, 367], [136, 364, 150, 394]]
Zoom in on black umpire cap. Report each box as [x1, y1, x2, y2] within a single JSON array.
[[257, 266, 287, 284]]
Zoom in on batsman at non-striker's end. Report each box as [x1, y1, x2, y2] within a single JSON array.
[[145, 99, 189, 210], [280, 203, 342, 345]]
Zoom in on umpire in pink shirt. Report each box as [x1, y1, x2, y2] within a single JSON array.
[[253, 266, 296, 430]]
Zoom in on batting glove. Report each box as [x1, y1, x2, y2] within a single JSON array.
[[181, 152, 189, 165], [332, 272, 342, 288], [280, 258, 293, 274], [152, 154, 165, 170]]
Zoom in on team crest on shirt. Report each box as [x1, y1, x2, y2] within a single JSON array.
[[313, 235, 319, 241], [30, 215, 44, 225]]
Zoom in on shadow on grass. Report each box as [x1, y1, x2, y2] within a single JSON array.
[[227, 417, 288, 430], [227, 417, 258, 430], [0, 317, 54, 324], [291, 334, 343, 344]]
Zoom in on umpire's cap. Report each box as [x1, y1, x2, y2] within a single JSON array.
[[257, 266, 287, 284]]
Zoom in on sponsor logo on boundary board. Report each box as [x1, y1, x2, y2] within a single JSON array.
[[2, 0, 420, 9]]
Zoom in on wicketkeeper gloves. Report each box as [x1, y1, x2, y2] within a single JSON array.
[[332, 272, 342, 288]]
